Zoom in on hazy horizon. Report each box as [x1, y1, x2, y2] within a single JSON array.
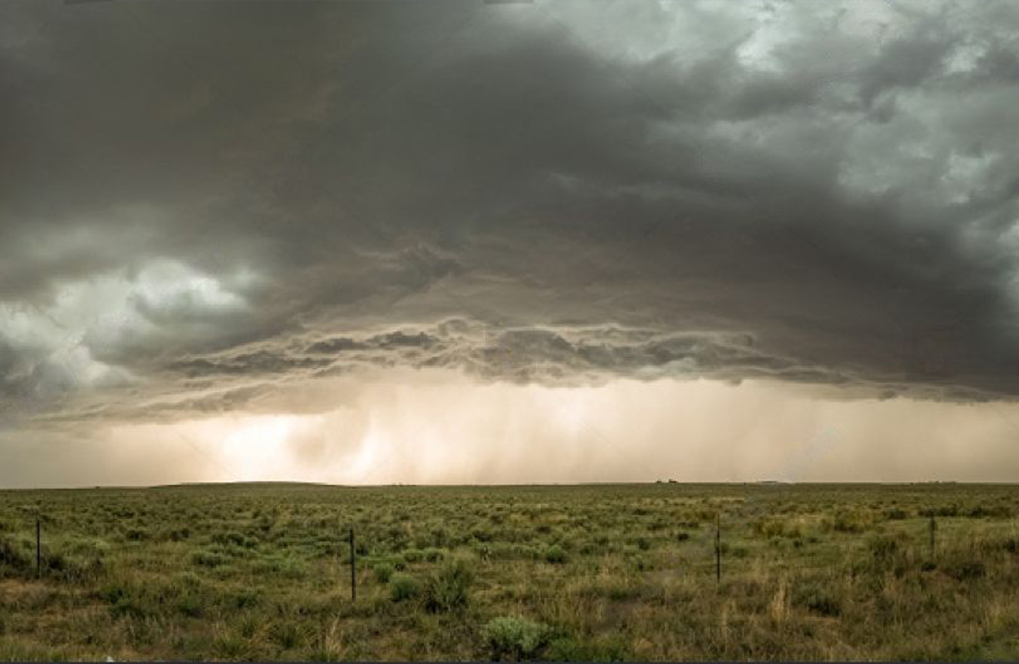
[[0, 481, 1001, 492]]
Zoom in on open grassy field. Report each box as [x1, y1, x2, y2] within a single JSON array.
[[2, 482, 1019, 661]]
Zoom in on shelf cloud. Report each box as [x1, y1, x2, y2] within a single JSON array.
[[3, 1, 1019, 484]]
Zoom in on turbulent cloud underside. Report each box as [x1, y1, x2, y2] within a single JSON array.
[[3, 0, 1019, 431]]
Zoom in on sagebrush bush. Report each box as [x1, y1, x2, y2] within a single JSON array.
[[422, 547, 446, 562], [754, 517, 803, 539], [402, 548, 423, 563], [389, 573, 419, 602], [190, 549, 228, 568], [175, 590, 204, 618], [424, 558, 473, 612], [967, 504, 1012, 519], [0, 536, 32, 575], [943, 559, 986, 581], [868, 534, 900, 560], [830, 509, 872, 533], [791, 580, 842, 617], [124, 528, 149, 542], [485, 615, 549, 660], [269, 620, 307, 650], [49, 551, 106, 583], [543, 544, 567, 564], [373, 562, 394, 583]]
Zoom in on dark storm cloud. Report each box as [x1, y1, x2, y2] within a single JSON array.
[[53, 318, 977, 424], [193, 323, 798, 387], [3, 0, 1019, 426]]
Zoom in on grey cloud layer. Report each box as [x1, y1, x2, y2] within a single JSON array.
[[3, 0, 1019, 426]]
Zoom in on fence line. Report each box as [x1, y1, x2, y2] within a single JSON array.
[[5, 497, 1002, 596], [349, 527, 357, 602], [714, 514, 721, 584]]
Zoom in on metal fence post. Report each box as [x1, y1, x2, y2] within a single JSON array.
[[715, 514, 721, 584], [349, 528, 356, 601]]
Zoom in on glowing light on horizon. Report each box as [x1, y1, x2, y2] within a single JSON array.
[[218, 415, 296, 480]]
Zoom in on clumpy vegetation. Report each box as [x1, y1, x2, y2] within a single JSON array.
[[486, 615, 549, 660], [1, 482, 1019, 660], [423, 558, 473, 613]]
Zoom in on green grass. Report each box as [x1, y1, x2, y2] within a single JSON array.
[[1, 482, 1018, 660]]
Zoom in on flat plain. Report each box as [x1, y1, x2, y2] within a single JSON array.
[[1, 482, 1018, 661]]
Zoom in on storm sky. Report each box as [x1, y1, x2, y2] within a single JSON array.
[[3, 0, 1019, 487]]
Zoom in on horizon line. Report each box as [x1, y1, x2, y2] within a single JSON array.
[[0, 478, 996, 492]]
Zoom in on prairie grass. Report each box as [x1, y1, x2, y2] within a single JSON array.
[[0, 482, 1017, 660]]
